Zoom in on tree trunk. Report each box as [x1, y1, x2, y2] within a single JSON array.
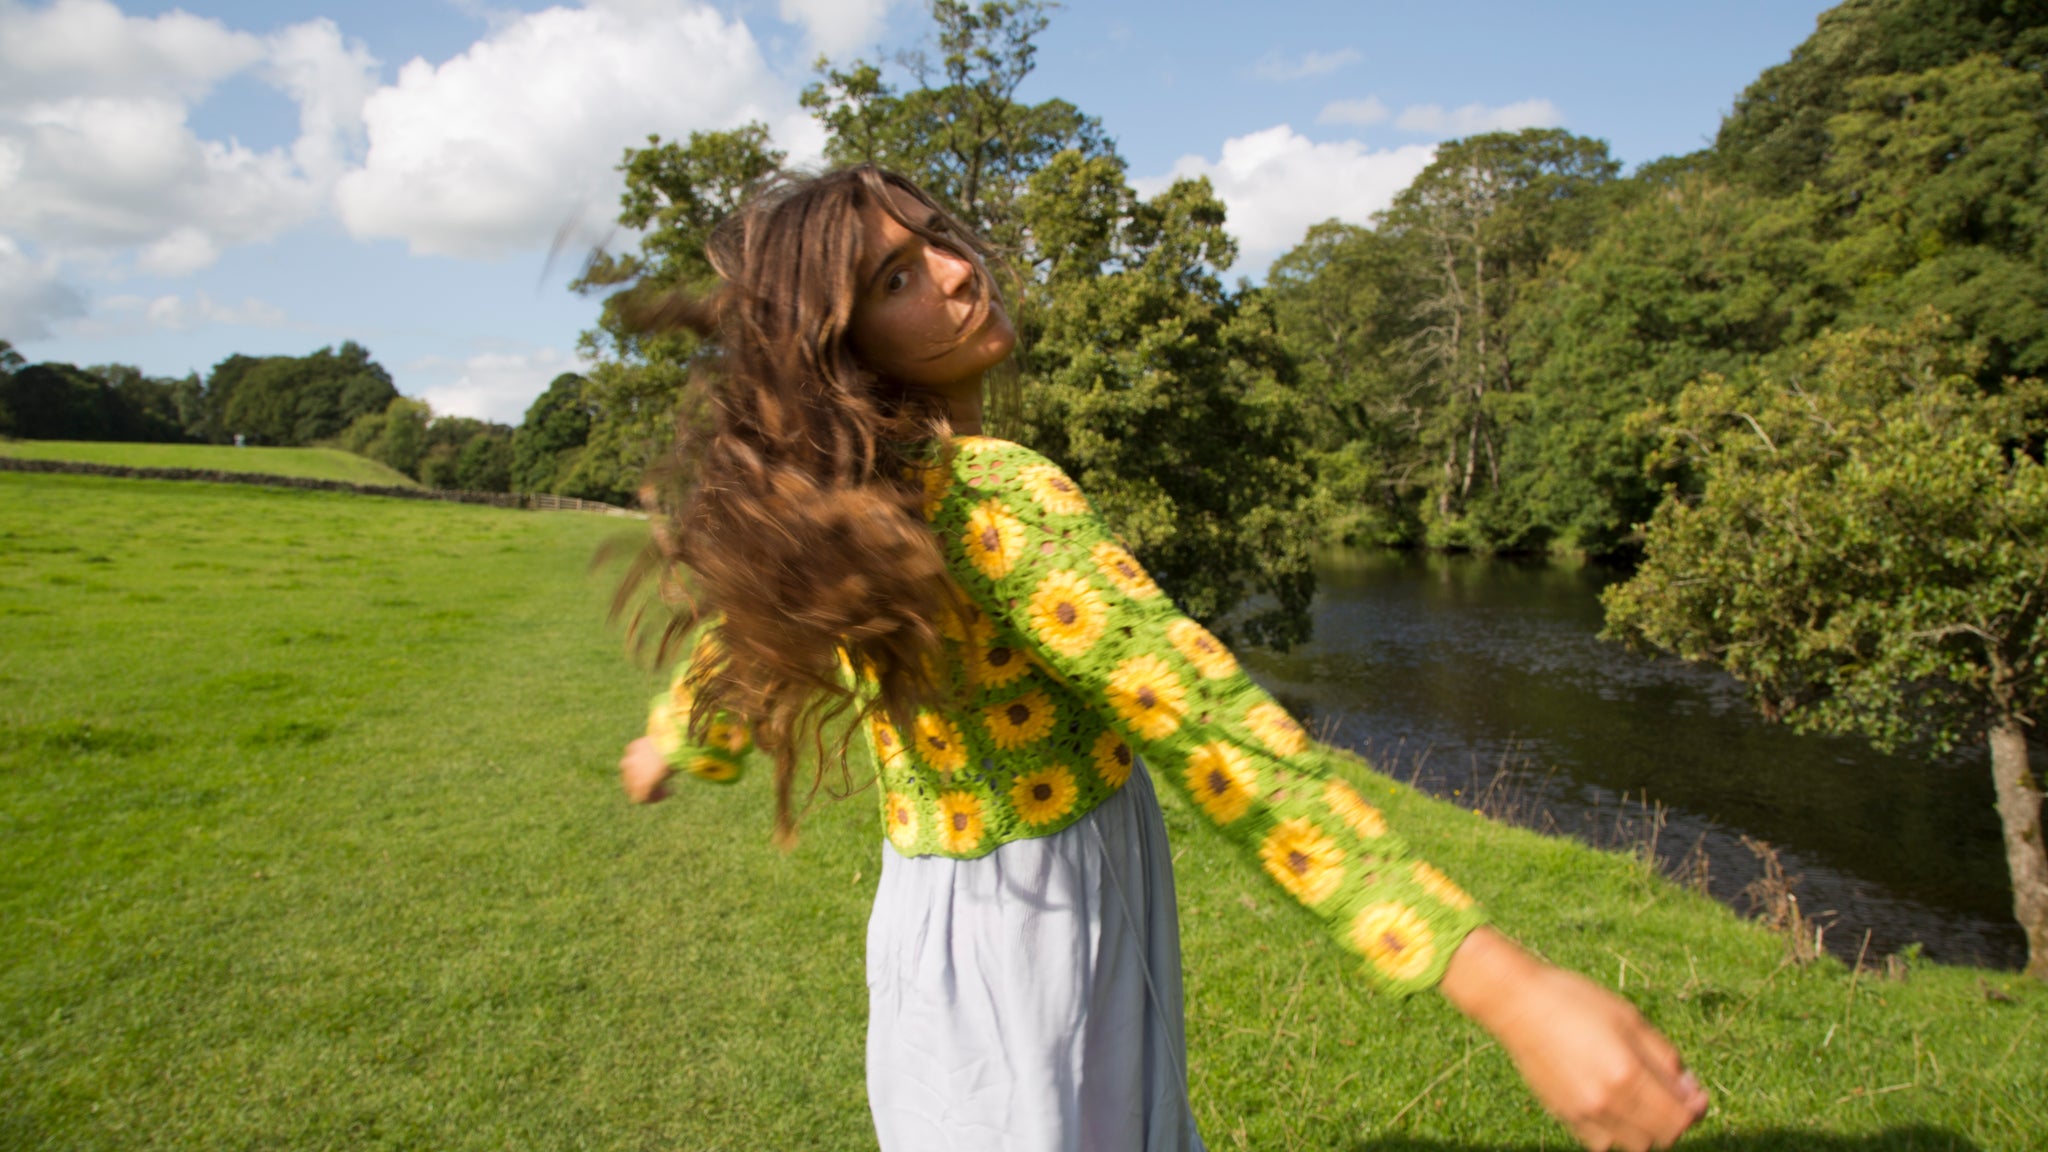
[[1989, 715, 2048, 980]]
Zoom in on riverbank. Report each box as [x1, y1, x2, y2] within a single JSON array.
[[1243, 547, 2024, 972], [2, 472, 2040, 1149]]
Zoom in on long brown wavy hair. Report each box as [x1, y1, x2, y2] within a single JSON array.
[[611, 164, 1004, 845]]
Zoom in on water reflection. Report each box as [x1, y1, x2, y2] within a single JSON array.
[[1238, 548, 2023, 969]]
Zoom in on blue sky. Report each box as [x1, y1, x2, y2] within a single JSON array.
[[1, 0, 1834, 424]]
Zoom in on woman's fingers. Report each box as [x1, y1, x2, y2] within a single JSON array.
[[620, 736, 674, 803]]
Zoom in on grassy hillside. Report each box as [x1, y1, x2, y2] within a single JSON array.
[[0, 439, 420, 487], [0, 472, 2040, 1151]]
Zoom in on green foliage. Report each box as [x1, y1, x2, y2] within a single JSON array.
[[1016, 155, 1325, 646], [339, 398, 513, 492], [1603, 317, 2046, 754], [1820, 53, 2048, 378], [801, 0, 1109, 249], [0, 360, 202, 443], [510, 372, 592, 494], [1486, 176, 1838, 554], [209, 341, 398, 447], [1715, 0, 2048, 195], [340, 396, 430, 479]]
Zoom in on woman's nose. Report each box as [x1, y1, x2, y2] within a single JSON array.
[[927, 244, 973, 296]]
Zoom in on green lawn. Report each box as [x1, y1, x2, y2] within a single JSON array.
[[0, 439, 420, 487], [1, 471, 2040, 1151]]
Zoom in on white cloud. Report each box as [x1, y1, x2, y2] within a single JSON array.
[[1394, 98, 1562, 136], [780, 0, 894, 54], [1316, 97, 1389, 126], [0, 233, 86, 339], [335, 1, 798, 260], [68, 290, 288, 336], [0, 0, 263, 105], [411, 347, 588, 424], [1252, 48, 1360, 82], [134, 226, 219, 278], [0, 2, 379, 275], [1137, 126, 1436, 271]]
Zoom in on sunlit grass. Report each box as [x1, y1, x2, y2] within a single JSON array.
[[0, 439, 419, 486], [1, 472, 2040, 1151]]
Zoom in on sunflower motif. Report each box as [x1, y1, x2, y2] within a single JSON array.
[[936, 791, 985, 853], [967, 614, 1032, 689], [1184, 741, 1258, 824], [869, 715, 910, 772], [1413, 861, 1474, 910], [962, 499, 1026, 581], [1244, 702, 1309, 757], [912, 711, 969, 775], [1009, 764, 1080, 826], [1322, 779, 1388, 840], [687, 754, 740, 782], [1349, 902, 1437, 983], [1019, 464, 1089, 516], [984, 690, 1056, 750], [668, 674, 696, 710], [918, 460, 952, 521], [1028, 569, 1108, 658], [1107, 653, 1188, 739], [1091, 730, 1135, 789], [1167, 618, 1238, 680], [1091, 541, 1161, 600], [704, 719, 750, 755], [883, 791, 921, 852], [1259, 817, 1347, 906]]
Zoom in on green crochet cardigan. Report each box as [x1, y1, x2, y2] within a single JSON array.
[[646, 436, 1486, 995]]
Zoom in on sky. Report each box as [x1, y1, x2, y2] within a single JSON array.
[[1, 0, 1837, 425]]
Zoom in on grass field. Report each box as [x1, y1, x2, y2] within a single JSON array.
[[1, 471, 2041, 1151], [0, 439, 420, 487]]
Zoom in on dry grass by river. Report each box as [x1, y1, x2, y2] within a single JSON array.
[[1, 471, 2041, 1150]]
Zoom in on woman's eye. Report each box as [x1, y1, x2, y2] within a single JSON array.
[[885, 268, 909, 293]]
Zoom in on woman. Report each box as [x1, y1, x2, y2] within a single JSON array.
[[616, 165, 1709, 1151]]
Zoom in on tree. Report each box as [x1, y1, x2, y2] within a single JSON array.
[[1487, 173, 1836, 554], [1818, 53, 2048, 381], [211, 342, 397, 446], [511, 372, 592, 494], [1602, 318, 2048, 978], [801, 0, 1110, 250], [0, 362, 118, 439], [571, 125, 786, 503], [1715, 0, 2048, 195], [340, 397, 430, 478], [1017, 153, 1326, 647], [1361, 129, 1619, 544]]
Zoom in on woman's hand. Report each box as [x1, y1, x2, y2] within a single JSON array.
[[619, 736, 674, 804], [1439, 927, 1709, 1150]]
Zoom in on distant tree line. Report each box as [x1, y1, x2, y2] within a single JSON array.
[[0, 337, 612, 497]]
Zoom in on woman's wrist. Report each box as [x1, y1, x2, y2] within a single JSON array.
[[1437, 926, 1543, 1029]]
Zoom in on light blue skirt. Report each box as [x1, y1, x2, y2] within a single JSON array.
[[866, 764, 1205, 1152]]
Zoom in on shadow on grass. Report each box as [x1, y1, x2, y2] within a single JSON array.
[[1355, 1128, 1981, 1152]]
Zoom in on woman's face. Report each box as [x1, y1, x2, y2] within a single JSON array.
[[848, 186, 1016, 394]]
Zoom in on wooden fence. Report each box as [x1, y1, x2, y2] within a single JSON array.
[[0, 455, 645, 517]]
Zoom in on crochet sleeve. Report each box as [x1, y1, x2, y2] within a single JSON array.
[[940, 437, 1487, 995], [645, 630, 753, 784]]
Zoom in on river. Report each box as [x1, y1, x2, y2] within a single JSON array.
[[1237, 548, 2025, 970]]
